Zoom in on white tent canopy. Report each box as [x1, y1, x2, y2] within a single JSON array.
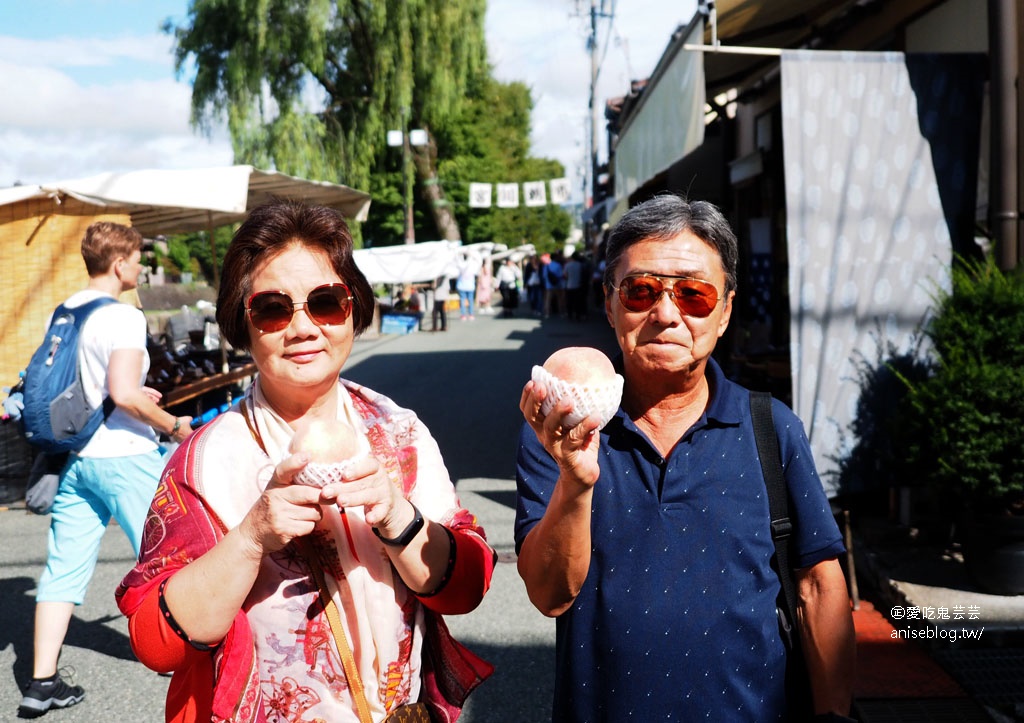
[[353, 241, 536, 286], [354, 241, 462, 285], [0, 165, 372, 235]]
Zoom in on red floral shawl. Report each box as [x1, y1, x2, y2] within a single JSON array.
[[116, 385, 493, 723]]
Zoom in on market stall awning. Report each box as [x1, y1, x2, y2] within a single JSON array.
[[0, 165, 371, 236], [353, 241, 462, 285], [699, 0, 944, 96]]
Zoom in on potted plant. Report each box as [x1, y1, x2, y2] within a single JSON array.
[[898, 255, 1024, 594]]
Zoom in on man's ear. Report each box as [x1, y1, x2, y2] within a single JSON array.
[[717, 290, 736, 337]]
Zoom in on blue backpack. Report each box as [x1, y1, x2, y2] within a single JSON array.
[[20, 297, 118, 453]]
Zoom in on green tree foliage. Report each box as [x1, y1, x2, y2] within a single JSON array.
[[170, 228, 235, 283], [435, 78, 572, 252], [166, 0, 571, 250], [166, 238, 194, 275]]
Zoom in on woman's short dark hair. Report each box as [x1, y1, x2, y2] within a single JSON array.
[[603, 195, 738, 295], [216, 199, 375, 350]]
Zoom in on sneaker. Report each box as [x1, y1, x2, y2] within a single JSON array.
[[17, 672, 84, 718]]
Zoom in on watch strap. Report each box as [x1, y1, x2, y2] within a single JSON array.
[[373, 502, 424, 546]]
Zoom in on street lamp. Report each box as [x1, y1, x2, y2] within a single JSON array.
[[387, 122, 428, 244]]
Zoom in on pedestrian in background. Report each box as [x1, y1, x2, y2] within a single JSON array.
[[431, 273, 449, 331], [525, 255, 544, 317], [564, 250, 588, 321], [19, 222, 192, 719], [543, 251, 566, 319], [456, 252, 477, 321], [515, 195, 855, 722], [496, 258, 521, 318], [476, 258, 494, 315]]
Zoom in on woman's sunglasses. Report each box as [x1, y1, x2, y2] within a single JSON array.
[[613, 273, 721, 318], [246, 283, 354, 334]]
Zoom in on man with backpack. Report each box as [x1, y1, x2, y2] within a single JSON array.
[[515, 196, 854, 721], [17, 222, 192, 719]]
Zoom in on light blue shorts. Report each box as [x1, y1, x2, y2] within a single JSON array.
[[36, 449, 166, 605]]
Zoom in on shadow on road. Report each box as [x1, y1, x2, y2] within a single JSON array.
[[0, 575, 139, 690], [344, 318, 618, 484], [460, 642, 554, 723]]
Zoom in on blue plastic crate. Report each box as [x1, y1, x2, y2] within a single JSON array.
[[380, 313, 420, 335]]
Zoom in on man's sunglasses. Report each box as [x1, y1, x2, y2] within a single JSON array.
[[613, 273, 722, 318], [246, 283, 354, 334]]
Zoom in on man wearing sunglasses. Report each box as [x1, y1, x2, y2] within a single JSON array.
[[515, 195, 855, 722]]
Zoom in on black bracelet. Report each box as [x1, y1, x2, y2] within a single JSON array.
[[158, 578, 215, 652], [373, 502, 425, 546]]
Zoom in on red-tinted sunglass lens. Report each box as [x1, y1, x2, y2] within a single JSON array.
[[247, 284, 353, 333], [619, 277, 665, 312], [305, 285, 352, 326], [618, 276, 718, 318], [671, 279, 718, 317], [248, 292, 294, 332]]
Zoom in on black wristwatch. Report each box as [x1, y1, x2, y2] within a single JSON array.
[[373, 503, 424, 546]]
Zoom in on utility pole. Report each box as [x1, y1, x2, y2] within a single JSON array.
[[587, 1, 612, 208], [989, 0, 1021, 269], [588, 0, 599, 209]]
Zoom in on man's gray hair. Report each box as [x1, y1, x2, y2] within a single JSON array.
[[603, 195, 738, 294]]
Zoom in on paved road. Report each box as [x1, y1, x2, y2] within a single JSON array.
[[0, 308, 619, 723]]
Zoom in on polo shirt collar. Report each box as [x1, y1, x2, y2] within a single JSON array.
[[607, 355, 747, 437]]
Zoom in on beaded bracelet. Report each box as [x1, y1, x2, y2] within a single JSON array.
[[158, 578, 216, 651]]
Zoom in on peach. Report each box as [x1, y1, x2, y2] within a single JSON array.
[[290, 418, 363, 488], [290, 418, 361, 463], [531, 346, 623, 429]]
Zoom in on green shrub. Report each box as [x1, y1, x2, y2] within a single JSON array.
[[903, 257, 1024, 514]]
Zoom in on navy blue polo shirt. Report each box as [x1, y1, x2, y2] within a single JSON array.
[[515, 359, 844, 722]]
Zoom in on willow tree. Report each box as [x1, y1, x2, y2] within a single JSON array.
[[165, 0, 488, 242]]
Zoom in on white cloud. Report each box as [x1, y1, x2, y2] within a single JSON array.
[[0, 0, 696, 197], [486, 0, 696, 186], [0, 33, 173, 68], [0, 32, 231, 186]]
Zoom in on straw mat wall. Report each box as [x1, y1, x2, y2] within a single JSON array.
[[0, 196, 132, 387]]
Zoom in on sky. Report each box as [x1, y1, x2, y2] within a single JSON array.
[[0, 0, 698, 200]]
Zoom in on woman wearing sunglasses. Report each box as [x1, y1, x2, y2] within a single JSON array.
[[515, 194, 855, 722], [117, 200, 495, 723]]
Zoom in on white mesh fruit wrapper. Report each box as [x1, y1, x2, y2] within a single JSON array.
[[531, 365, 624, 429], [294, 453, 369, 488]]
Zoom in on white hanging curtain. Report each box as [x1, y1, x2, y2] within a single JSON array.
[[781, 50, 985, 496]]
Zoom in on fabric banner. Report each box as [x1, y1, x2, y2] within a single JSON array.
[[466, 178, 570, 208], [468, 183, 492, 208], [549, 178, 572, 205], [781, 50, 984, 496], [496, 183, 519, 208], [523, 181, 546, 207]]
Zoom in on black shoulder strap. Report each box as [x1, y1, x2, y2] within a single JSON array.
[[750, 391, 800, 638]]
